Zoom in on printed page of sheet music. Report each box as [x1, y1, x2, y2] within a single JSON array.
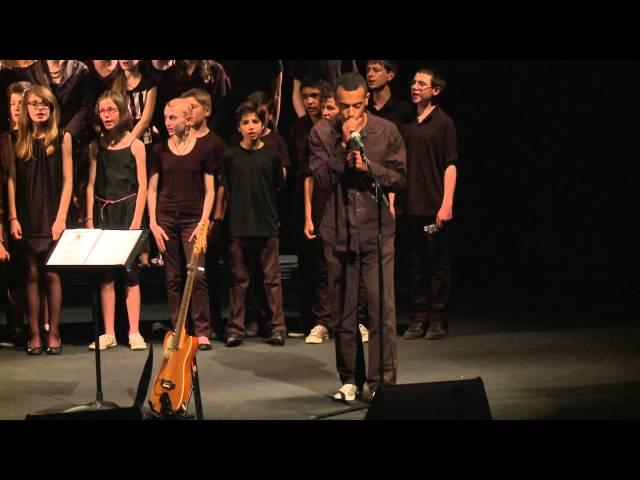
[[46, 229, 103, 266], [84, 229, 143, 265]]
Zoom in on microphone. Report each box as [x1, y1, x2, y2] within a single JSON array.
[[349, 131, 365, 152], [350, 131, 389, 207]]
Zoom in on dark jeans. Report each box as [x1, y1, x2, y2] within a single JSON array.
[[228, 237, 285, 336], [157, 211, 211, 338], [404, 215, 451, 326], [298, 234, 332, 333], [324, 237, 398, 393]]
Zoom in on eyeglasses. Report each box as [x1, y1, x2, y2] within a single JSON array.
[[98, 107, 119, 115], [27, 101, 50, 110]]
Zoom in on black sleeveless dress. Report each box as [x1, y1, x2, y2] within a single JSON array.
[[15, 132, 64, 255], [93, 143, 139, 229]]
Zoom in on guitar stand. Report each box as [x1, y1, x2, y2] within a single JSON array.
[[192, 357, 204, 420], [148, 357, 204, 420]]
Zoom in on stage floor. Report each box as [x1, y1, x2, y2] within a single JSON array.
[[1, 305, 639, 420]]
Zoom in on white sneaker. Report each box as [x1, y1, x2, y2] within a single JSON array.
[[129, 333, 147, 351], [333, 383, 360, 401], [89, 334, 117, 351], [359, 323, 369, 343], [305, 325, 329, 344]]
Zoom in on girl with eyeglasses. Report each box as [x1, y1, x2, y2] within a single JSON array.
[[6, 85, 73, 355], [85, 90, 148, 351]]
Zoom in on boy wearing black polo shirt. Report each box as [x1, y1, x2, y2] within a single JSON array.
[[399, 68, 458, 341], [221, 102, 287, 347], [366, 60, 412, 126]]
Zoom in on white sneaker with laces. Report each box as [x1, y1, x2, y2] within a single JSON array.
[[359, 323, 369, 343], [89, 334, 118, 351], [305, 325, 329, 344], [129, 332, 147, 350], [333, 383, 360, 401]]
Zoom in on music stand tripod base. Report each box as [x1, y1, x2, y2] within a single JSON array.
[[63, 400, 120, 413]]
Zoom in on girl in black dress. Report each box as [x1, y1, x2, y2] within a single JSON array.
[[0, 81, 31, 347], [7, 85, 73, 355], [85, 91, 148, 351]]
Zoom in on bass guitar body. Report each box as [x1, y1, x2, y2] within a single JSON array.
[[148, 219, 209, 418], [150, 330, 198, 415]]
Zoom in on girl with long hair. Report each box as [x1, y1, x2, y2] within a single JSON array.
[[7, 85, 73, 355], [86, 90, 148, 351]]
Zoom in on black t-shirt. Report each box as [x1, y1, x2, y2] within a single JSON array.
[[155, 62, 227, 140], [150, 139, 218, 216], [196, 130, 227, 170], [289, 115, 315, 194], [87, 61, 121, 105], [398, 106, 458, 216], [126, 74, 158, 145], [230, 130, 290, 168], [196, 131, 227, 218], [221, 145, 285, 237]]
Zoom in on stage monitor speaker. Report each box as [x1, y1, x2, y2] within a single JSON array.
[[365, 377, 492, 420], [25, 406, 142, 421]]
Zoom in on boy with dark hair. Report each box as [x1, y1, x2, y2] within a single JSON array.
[[287, 74, 330, 341], [221, 102, 287, 347], [366, 60, 412, 126], [399, 68, 458, 341], [230, 91, 290, 338]]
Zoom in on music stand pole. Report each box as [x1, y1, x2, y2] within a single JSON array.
[[63, 268, 120, 412]]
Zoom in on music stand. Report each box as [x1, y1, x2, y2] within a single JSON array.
[[43, 228, 149, 413]]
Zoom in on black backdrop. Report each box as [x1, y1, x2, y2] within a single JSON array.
[[349, 60, 640, 318], [280, 60, 638, 318]]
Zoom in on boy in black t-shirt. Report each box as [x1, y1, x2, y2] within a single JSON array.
[[398, 68, 458, 341], [221, 102, 286, 347]]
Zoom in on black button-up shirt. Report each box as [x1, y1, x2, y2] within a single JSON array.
[[309, 114, 407, 253]]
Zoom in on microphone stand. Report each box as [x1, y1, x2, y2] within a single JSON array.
[[360, 145, 388, 394]]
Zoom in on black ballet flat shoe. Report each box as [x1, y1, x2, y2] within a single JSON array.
[[46, 334, 62, 355], [198, 343, 212, 351], [26, 344, 43, 356]]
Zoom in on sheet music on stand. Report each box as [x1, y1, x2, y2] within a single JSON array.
[[46, 228, 147, 268], [40, 228, 149, 416]]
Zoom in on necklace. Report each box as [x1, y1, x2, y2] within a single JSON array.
[[172, 136, 191, 155]]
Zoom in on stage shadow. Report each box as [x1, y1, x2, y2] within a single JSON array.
[[208, 348, 338, 395]]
